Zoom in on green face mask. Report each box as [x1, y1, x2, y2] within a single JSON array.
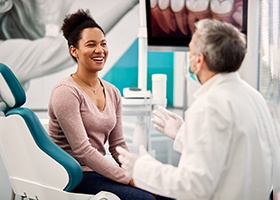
[[187, 56, 199, 82]]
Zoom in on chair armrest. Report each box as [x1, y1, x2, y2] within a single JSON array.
[[89, 191, 120, 200]]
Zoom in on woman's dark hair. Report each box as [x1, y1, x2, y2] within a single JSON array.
[[61, 9, 105, 62]]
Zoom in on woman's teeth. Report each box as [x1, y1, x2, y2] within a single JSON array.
[[93, 57, 103, 61]]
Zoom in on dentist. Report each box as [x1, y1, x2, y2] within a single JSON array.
[[117, 19, 279, 200]]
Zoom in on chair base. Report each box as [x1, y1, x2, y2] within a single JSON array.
[[10, 177, 120, 200]]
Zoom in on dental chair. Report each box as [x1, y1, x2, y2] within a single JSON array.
[[0, 63, 120, 200]]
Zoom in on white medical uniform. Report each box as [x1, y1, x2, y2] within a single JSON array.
[[133, 72, 278, 200]]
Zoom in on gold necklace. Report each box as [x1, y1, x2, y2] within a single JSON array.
[[72, 73, 100, 94]]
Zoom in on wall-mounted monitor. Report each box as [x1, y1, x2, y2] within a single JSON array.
[[146, 0, 248, 51]]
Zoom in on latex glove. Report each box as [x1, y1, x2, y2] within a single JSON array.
[[151, 106, 184, 139], [116, 145, 147, 177]]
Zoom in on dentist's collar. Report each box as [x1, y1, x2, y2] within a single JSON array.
[[193, 72, 240, 99]]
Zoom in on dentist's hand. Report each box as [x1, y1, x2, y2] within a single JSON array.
[[152, 106, 184, 140], [116, 145, 147, 177]]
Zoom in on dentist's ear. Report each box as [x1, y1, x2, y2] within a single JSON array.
[[196, 52, 206, 68]]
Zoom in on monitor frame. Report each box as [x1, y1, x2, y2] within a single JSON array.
[[145, 0, 248, 52]]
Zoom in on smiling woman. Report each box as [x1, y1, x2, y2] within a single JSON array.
[[47, 9, 172, 200], [59, 9, 108, 110]]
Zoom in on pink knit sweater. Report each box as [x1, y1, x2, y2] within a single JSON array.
[[48, 76, 130, 184]]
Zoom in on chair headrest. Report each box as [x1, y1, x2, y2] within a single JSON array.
[[0, 63, 26, 112]]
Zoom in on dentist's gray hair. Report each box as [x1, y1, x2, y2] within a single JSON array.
[[193, 19, 247, 73]]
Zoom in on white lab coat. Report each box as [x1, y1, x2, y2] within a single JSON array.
[[133, 72, 279, 200]]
